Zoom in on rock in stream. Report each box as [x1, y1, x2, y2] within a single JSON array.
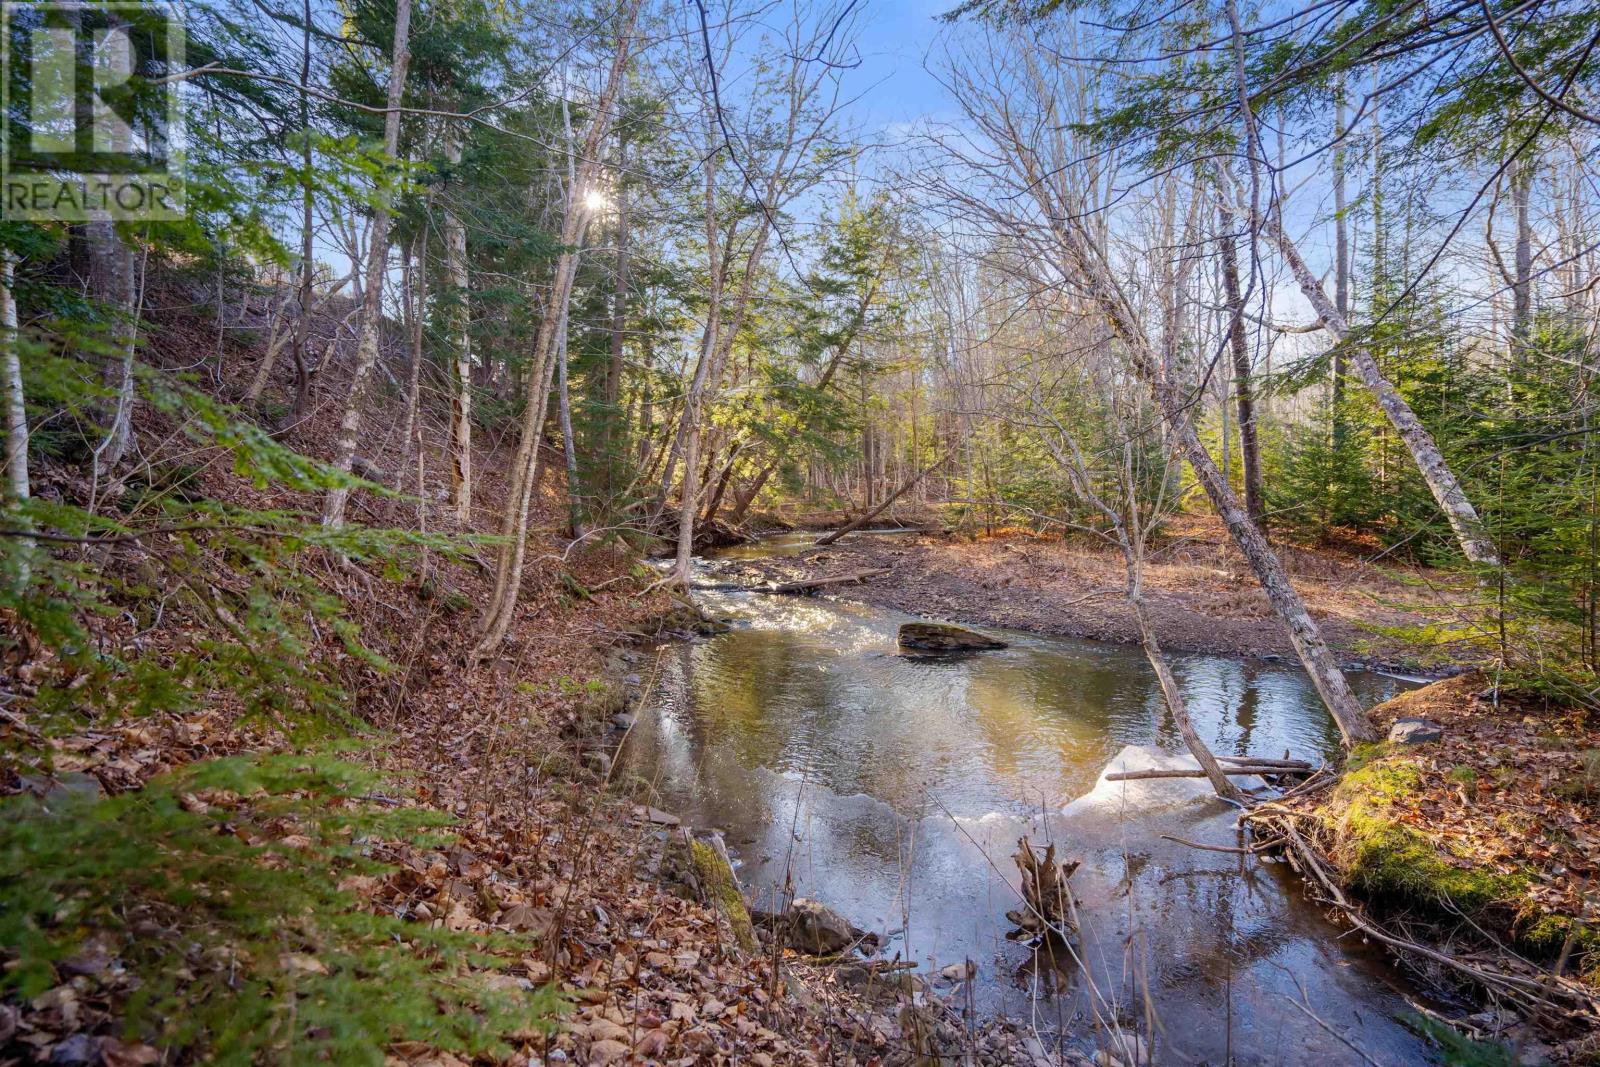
[[898, 622, 1007, 652]]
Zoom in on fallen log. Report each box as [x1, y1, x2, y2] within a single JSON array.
[[1105, 765, 1310, 781], [814, 459, 944, 547], [763, 568, 891, 595]]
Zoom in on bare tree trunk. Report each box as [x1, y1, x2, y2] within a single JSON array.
[[700, 443, 743, 527], [1332, 78, 1349, 447], [0, 252, 23, 503], [88, 220, 135, 475], [1, 251, 29, 585], [1511, 152, 1534, 353], [290, 0, 315, 422], [1028, 383, 1247, 792], [1259, 205, 1498, 566], [637, 336, 653, 466], [472, 0, 640, 657], [242, 292, 298, 404], [1048, 209, 1373, 745], [443, 121, 475, 523], [1133, 596, 1240, 799], [604, 118, 630, 497], [557, 318, 583, 536], [663, 117, 727, 586], [815, 458, 940, 546], [727, 464, 774, 527], [556, 93, 585, 538], [1223, 0, 1496, 567], [321, 0, 413, 528], [1218, 208, 1264, 527], [393, 235, 425, 498]]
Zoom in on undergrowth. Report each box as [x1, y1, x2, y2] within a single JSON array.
[[0, 750, 563, 1063], [1329, 744, 1529, 912], [1324, 742, 1600, 981], [1, 362, 472, 747]]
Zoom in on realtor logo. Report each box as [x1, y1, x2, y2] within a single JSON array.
[[1, 1, 184, 220]]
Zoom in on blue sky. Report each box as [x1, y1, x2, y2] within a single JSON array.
[[845, 0, 953, 136]]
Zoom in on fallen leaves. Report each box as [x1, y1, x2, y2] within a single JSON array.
[[1325, 674, 1600, 955]]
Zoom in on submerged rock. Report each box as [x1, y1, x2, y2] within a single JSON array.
[[898, 622, 1007, 652], [749, 897, 878, 956]]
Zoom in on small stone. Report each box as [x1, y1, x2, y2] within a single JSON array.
[[20, 772, 103, 811], [787, 898, 860, 955], [1093, 1031, 1147, 1067], [646, 807, 680, 826], [1465, 1009, 1517, 1033], [1389, 717, 1444, 744]]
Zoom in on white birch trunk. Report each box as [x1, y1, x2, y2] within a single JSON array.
[[443, 122, 474, 523], [321, 0, 412, 528]]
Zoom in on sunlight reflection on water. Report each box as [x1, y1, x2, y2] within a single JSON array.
[[622, 544, 1440, 1065]]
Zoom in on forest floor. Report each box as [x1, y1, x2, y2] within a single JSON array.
[[0, 283, 1069, 1066], [723, 514, 1478, 671], [2, 276, 1586, 1063]]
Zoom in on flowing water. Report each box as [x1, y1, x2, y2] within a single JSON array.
[[622, 534, 1441, 1065]]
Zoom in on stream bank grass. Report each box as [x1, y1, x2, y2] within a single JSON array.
[[0, 751, 563, 1063]]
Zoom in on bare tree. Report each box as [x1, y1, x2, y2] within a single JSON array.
[[652, 0, 859, 587], [1023, 332, 1241, 799], [443, 121, 475, 523], [1221, 0, 1499, 567], [472, 0, 642, 657], [920, 29, 1373, 744], [1218, 206, 1264, 526], [1, 251, 29, 586], [321, 0, 414, 528]]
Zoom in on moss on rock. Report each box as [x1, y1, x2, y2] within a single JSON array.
[[689, 838, 757, 953]]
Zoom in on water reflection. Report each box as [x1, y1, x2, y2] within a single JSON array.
[[622, 560, 1438, 1065]]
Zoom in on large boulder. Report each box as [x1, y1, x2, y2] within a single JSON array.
[[898, 622, 1007, 653]]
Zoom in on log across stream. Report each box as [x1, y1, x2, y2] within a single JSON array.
[[621, 535, 1444, 1065]]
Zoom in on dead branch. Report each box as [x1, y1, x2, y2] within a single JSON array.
[[1106, 766, 1309, 782], [1007, 836, 1080, 938]]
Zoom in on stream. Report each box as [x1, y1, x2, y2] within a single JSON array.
[[621, 533, 1442, 1065]]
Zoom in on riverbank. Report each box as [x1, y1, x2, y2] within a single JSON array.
[[1246, 674, 1600, 1061], [720, 515, 1476, 670]]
